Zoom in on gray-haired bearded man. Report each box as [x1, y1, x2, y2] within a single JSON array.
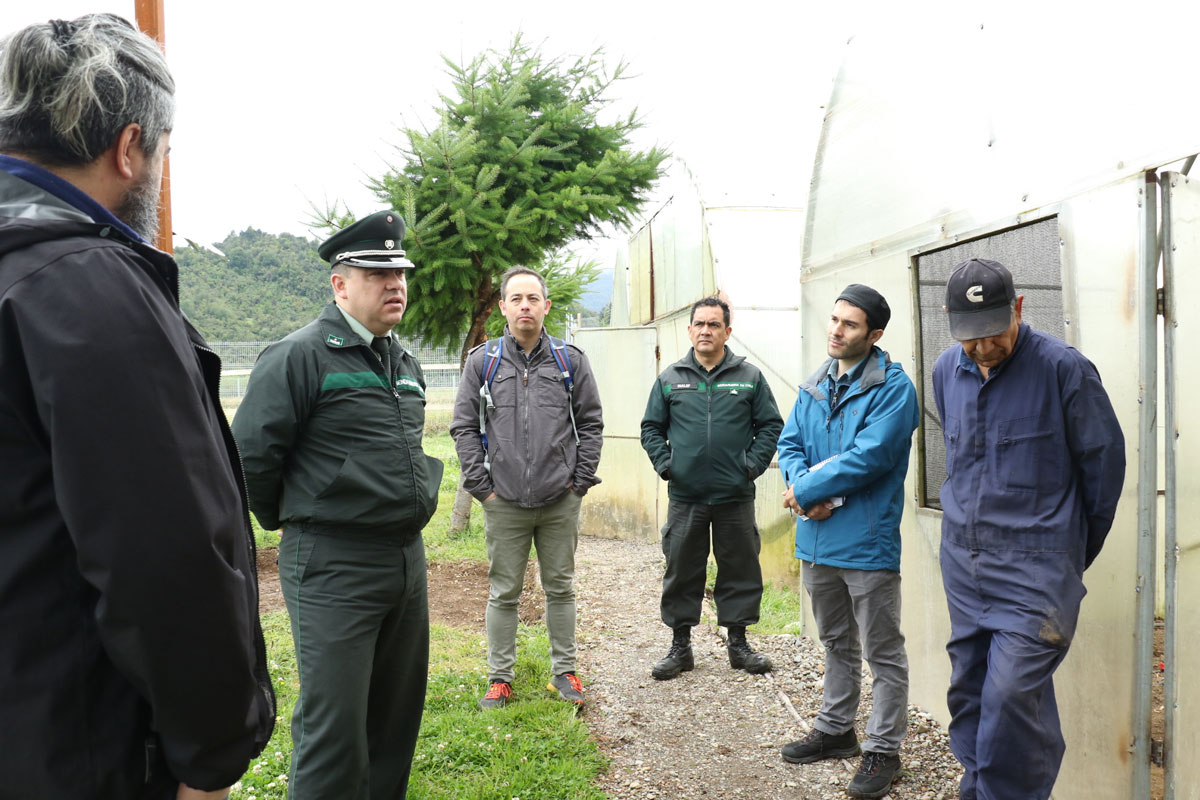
[[0, 15, 274, 800]]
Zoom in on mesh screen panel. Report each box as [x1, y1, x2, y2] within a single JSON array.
[[915, 218, 1063, 508]]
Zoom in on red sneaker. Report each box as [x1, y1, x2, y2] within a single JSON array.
[[478, 680, 513, 710]]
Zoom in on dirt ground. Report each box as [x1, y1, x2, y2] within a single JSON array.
[[255, 539, 965, 800], [256, 540, 1167, 800], [256, 547, 284, 614], [256, 546, 544, 627]]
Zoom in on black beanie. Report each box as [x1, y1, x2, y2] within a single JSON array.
[[836, 284, 891, 332]]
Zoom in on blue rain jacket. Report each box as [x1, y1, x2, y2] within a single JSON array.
[[932, 324, 1125, 645], [777, 347, 919, 571]]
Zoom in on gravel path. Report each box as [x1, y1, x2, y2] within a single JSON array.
[[574, 535, 965, 800]]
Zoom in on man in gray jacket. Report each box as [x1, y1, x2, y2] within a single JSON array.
[[450, 266, 603, 709]]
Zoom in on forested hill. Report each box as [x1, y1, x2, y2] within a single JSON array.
[[176, 228, 331, 341]]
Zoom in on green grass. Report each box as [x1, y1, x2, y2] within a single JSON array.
[[409, 626, 607, 800], [421, 431, 490, 564], [231, 620, 606, 800], [705, 560, 805, 636], [751, 580, 806, 635], [235, 422, 607, 799], [251, 514, 281, 551], [231, 610, 296, 799]]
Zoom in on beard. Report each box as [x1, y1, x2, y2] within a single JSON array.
[[114, 165, 162, 242]]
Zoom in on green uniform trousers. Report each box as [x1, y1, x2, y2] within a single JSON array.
[[280, 527, 428, 800], [660, 499, 763, 629]]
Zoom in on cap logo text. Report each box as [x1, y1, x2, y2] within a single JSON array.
[[966, 285, 984, 303]]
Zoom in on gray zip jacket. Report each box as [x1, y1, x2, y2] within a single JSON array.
[[450, 328, 603, 508]]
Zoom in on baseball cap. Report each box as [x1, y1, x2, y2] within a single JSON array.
[[944, 258, 1016, 340]]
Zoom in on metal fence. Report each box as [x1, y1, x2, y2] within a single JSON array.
[[210, 338, 464, 401]]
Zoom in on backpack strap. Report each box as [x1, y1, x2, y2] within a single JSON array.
[[478, 338, 504, 473], [548, 336, 579, 444]]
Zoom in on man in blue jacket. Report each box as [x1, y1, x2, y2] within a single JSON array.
[[777, 285, 919, 800], [933, 258, 1125, 800]]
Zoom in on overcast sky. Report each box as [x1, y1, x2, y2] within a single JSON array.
[[0, 1, 875, 254]]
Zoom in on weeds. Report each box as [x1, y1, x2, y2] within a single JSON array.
[[231, 620, 607, 800]]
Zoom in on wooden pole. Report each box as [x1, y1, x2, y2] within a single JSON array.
[[134, 0, 172, 253]]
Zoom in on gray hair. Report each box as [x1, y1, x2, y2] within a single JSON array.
[[0, 14, 174, 166]]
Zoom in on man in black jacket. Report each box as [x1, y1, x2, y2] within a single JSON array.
[[640, 296, 784, 680], [0, 15, 273, 800]]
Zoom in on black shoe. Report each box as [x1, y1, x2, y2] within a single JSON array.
[[726, 627, 772, 674], [847, 751, 902, 798], [651, 628, 694, 680], [781, 727, 861, 764]]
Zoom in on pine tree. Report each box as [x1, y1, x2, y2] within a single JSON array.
[[349, 34, 666, 364], [317, 35, 667, 532]]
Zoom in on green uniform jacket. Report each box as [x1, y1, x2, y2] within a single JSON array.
[[233, 302, 444, 535], [640, 347, 784, 505]]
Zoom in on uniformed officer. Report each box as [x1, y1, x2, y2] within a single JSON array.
[[233, 210, 444, 800]]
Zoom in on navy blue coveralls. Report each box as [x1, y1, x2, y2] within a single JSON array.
[[932, 323, 1125, 800]]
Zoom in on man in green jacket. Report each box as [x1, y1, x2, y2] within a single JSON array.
[[640, 296, 784, 680], [232, 211, 443, 800]]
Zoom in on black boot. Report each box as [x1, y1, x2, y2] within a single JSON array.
[[651, 627, 695, 680], [727, 626, 772, 674]]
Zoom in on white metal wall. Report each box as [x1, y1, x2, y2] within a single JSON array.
[[802, 178, 1144, 800], [573, 326, 660, 541], [1031, 179, 1141, 799], [1163, 172, 1200, 800]]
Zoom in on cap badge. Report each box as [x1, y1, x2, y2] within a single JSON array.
[[385, 240, 395, 249], [966, 285, 983, 303]]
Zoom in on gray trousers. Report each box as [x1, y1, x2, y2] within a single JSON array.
[[802, 561, 908, 755], [483, 491, 582, 682], [280, 528, 428, 800]]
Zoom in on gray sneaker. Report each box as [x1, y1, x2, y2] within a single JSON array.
[[478, 680, 512, 710], [547, 672, 584, 705], [781, 727, 861, 764]]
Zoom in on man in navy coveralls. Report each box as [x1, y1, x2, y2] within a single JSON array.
[[933, 258, 1125, 800]]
